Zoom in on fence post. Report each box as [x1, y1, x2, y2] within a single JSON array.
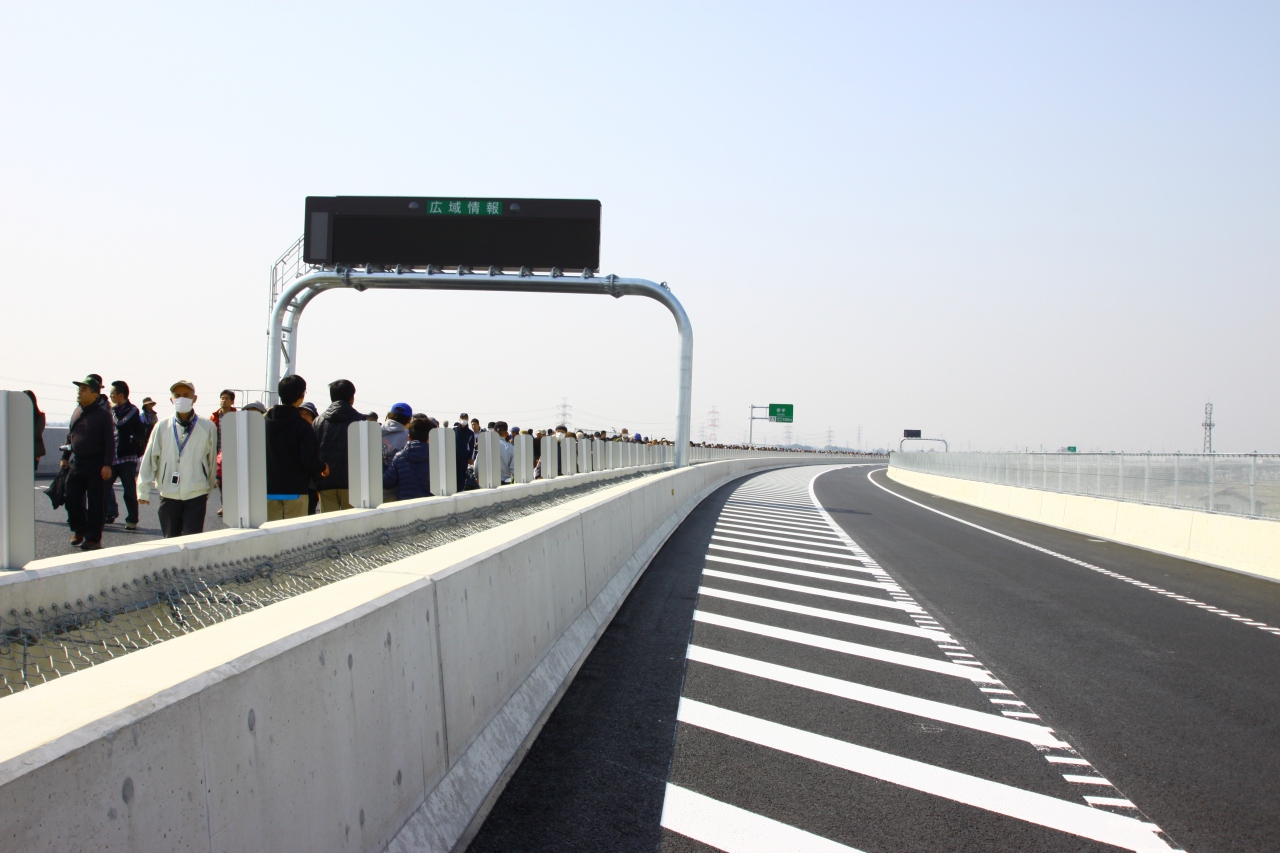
[[1173, 453, 1179, 507], [222, 410, 267, 528], [1096, 455, 1102, 496], [561, 436, 577, 476], [540, 434, 558, 481], [346, 421, 383, 509], [1250, 453, 1257, 517], [1143, 453, 1149, 504], [429, 427, 458, 497], [1117, 454, 1124, 500], [514, 434, 535, 484], [0, 391, 35, 570], [1208, 454, 1215, 512]]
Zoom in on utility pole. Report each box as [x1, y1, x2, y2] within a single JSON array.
[[1202, 402, 1214, 453]]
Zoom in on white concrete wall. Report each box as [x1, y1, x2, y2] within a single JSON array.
[[888, 465, 1280, 582], [0, 456, 846, 853]]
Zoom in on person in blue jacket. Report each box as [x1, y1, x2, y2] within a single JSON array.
[[383, 416, 432, 501]]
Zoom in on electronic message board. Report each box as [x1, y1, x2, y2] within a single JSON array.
[[903, 430, 922, 438], [304, 196, 601, 271]]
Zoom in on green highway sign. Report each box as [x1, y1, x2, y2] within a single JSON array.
[[768, 403, 794, 423], [1067, 446, 1077, 453]]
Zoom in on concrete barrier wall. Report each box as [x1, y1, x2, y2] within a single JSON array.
[[888, 465, 1280, 582], [0, 457, 845, 853]]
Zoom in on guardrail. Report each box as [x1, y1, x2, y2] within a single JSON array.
[[689, 446, 879, 462], [891, 451, 1280, 521]]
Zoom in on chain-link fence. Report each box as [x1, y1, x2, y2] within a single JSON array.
[[891, 452, 1280, 521], [0, 473, 647, 697]]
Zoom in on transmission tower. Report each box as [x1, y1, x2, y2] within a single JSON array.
[[1202, 402, 1214, 453], [706, 405, 720, 443], [783, 425, 793, 446], [857, 424, 863, 451], [556, 397, 572, 429], [826, 427, 834, 450]]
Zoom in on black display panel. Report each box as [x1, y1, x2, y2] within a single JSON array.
[[903, 429, 922, 438], [304, 196, 601, 271]]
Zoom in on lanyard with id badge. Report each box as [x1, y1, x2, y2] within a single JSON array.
[[171, 415, 198, 485]]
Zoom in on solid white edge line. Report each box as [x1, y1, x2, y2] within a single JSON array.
[[686, 645, 1063, 746], [677, 700, 1172, 853], [660, 783, 864, 853], [692, 610, 995, 682]]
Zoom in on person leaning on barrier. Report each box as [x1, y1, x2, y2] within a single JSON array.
[[313, 378, 366, 512], [264, 375, 328, 521], [137, 380, 218, 538], [62, 375, 116, 550], [383, 415, 432, 501]]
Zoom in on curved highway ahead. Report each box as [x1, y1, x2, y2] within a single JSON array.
[[470, 464, 1280, 852]]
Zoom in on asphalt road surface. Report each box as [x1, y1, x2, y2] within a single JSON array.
[[31, 478, 227, 562], [470, 464, 1280, 852]]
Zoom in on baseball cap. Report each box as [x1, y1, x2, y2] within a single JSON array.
[[72, 375, 102, 393], [459, 412, 469, 420], [169, 379, 196, 394], [390, 402, 413, 418]]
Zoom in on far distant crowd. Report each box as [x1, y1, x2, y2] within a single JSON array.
[[30, 374, 669, 552]]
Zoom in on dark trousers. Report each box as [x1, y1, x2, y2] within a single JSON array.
[[158, 494, 209, 538], [65, 458, 106, 542], [105, 461, 139, 524]]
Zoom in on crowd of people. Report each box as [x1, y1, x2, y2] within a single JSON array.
[[31, 373, 671, 552]]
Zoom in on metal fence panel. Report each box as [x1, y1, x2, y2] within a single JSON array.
[[890, 452, 1280, 521]]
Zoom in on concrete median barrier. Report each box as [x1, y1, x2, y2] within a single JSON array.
[[0, 456, 847, 853]]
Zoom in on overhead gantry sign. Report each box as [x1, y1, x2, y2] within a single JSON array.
[[268, 196, 693, 467]]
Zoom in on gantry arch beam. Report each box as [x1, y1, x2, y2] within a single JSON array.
[[266, 268, 693, 467]]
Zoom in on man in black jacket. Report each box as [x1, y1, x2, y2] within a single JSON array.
[[454, 413, 476, 491], [105, 380, 145, 530], [62, 375, 116, 550], [265, 375, 328, 520], [313, 378, 366, 512]]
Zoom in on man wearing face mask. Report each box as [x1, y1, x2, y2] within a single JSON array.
[[136, 379, 219, 538]]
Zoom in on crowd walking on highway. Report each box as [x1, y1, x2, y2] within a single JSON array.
[[34, 372, 675, 553]]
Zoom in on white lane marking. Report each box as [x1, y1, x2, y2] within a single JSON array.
[[724, 500, 823, 516], [687, 646, 1064, 746], [807, 469, 1166, 829], [717, 508, 835, 530], [660, 784, 863, 853], [678, 699, 1173, 852], [712, 535, 865, 561], [709, 545, 884, 575], [706, 555, 895, 590], [692, 610, 996, 682], [1085, 796, 1138, 808], [1064, 775, 1115, 785], [866, 468, 1280, 638], [1047, 756, 1092, 766], [702, 569, 922, 613], [715, 520, 844, 543], [698, 587, 951, 641], [713, 525, 853, 551]]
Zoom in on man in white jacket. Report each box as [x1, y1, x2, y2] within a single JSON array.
[[137, 379, 219, 538]]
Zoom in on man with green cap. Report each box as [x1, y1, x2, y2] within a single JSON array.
[[61, 375, 116, 550]]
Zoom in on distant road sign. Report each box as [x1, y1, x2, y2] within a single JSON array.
[[903, 429, 922, 438], [304, 196, 601, 271], [768, 404, 794, 423], [1067, 446, 1077, 453]]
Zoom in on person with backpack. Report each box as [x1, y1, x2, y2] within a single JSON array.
[[105, 380, 146, 530]]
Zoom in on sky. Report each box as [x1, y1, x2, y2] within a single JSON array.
[[2, 2, 1276, 452]]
